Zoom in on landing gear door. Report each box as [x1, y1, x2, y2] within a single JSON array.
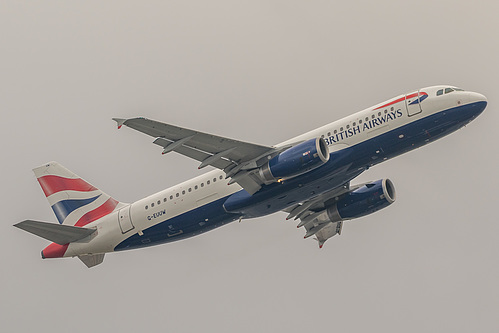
[[118, 206, 134, 234], [405, 90, 423, 116]]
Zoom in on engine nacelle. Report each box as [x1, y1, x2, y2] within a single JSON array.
[[259, 138, 329, 184], [312, 179, 396, 223]]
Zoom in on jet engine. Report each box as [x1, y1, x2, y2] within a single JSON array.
[[304, 179, 396, 226], [259, 138, 329, 184]]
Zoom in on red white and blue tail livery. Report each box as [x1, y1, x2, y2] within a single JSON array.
[[34, 162, 122, 226], [15, 85, 487, 267]]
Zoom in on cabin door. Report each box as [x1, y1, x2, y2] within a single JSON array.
[[118, 206, 134, 234], [405, 90, 423, 116]]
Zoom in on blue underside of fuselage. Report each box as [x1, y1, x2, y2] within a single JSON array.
[[114, 101, 486, 251]]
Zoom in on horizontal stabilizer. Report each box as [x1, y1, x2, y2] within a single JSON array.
[[78, 254, 105, 268], [14, 220, 96, 245]]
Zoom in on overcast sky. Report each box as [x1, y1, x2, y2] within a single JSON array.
[[2, 1, 498, 332]]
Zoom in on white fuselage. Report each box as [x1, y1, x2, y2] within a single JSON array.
[[62, 86, 487, 257]]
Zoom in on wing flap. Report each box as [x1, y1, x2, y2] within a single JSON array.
[[283, 182, 369, 248], [313, 221, 343, 248], [174, 145, 233, 170]]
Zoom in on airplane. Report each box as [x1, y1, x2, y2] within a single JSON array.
[[14, 85, 487, 268]]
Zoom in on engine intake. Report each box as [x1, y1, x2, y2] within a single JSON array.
[[336, 178, 396, 219], [259, 138, 329, 184], [309, 179, 396, 224]]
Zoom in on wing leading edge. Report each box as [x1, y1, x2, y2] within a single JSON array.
[[113, 117, 290, 194]]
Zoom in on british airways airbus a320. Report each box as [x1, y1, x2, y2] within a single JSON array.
[[15, 85, 487, 267]]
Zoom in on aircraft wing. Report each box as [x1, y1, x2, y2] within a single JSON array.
[[284, 182, 369, 248], [113, 117, 290, 194]]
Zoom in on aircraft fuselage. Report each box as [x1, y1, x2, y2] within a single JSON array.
[[29, 86, 488, 260]]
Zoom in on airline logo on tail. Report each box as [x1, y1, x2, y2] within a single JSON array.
[[34, 162, 120, 226]]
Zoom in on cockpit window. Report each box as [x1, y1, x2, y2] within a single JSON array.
[[437, 87, 464, 96]]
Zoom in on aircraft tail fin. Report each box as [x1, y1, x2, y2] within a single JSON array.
[[33, 162, 122, 226], [14, 220, 95, 245]]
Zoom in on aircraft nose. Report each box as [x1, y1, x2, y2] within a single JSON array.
[[468, 91, 487, 104], [465, 91, 488, 117]]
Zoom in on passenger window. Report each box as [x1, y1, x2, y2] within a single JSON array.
[[359, 119, 362, 124], [327, 132, 331, 136], [157, 200, 161, 205], [334, 130, 337, 134], [340, 127, 343, 131], [207, 180, 211, 185], [188, 188, 192, 192], [182, 190, 185, 195], [365, 117, 369, 121], [445, 88, 454, 94], [145, 205, 148, 210], [170, 195, 173, 200], [353, 122, 356, 126], [219, 175, 223, 180], [151, 203, 154, 207], [213, 178, 216, 182], [195, 185, 198, 190], [372, 115, 375, 119], [346, 124, 350, 129], [176, 193, 179, 197], [201, 183, 204, 187], [164, 198, 167, 202], [378, 112, 381, 116]]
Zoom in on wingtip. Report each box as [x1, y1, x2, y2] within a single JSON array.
[[112, 118, 127, 129]]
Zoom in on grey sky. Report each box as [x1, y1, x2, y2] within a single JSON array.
[[2, 1, 498, 332]]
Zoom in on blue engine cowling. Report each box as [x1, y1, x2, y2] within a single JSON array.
[[259, 138, 329, 184], [336, 179, 396, 219], [314, 179, 396, 224]]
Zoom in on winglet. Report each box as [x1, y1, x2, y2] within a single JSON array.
[[314, 238, 325, 249], [112, 118, 127, 129]]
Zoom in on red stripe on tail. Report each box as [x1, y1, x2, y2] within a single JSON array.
[[74, 198, 119, 227], [37, 175, 97, 197], [42, 243, 69, 259]]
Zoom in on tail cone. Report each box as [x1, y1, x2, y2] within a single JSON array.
[[41, 243, 68, 259]]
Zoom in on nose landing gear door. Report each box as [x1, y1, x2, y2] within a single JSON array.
[[405, 90, 423, 116]]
